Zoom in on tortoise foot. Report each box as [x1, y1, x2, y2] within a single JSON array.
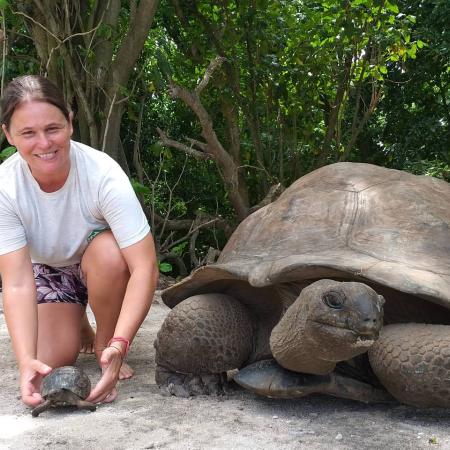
[[234, 359, 393, 403], [233, 359, 332, 399], [155, 365, 228, 397]]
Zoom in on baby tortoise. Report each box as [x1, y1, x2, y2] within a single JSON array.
[[32, 366, 96, 417]]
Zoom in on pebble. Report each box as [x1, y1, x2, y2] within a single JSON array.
[[335, 433, 343, 440], [272, 415, 279, 419]]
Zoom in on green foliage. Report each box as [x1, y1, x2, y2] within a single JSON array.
[[158, 261, 173, 273], [172, 241, 188, 256], [0, 146, 16, 161], [365, 0, 449, 172], [403, 160, 450, 181], [4, 0, 447, 273], [130, 178, 151, 196]]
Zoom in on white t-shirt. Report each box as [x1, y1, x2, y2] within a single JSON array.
[[0, 140, 150, 266]]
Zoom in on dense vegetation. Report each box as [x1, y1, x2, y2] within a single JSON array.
[[1, 0, 449, 275]]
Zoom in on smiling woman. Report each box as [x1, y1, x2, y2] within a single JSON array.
[[0, 75, 159, 411], [2, 101, 73, 192]]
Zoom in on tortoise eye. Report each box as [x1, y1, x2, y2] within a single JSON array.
[[322, 291, 345, 309]]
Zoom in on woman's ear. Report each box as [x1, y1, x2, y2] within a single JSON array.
[[2, 124, 14, 146]]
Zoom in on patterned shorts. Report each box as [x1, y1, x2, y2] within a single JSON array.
[[33, 263, 88, 307]]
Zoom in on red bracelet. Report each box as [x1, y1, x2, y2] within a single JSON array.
[[107, 336, 130, 358]]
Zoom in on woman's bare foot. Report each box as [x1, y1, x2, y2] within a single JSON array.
[[102, 387, 118, 403], [80, 311, 96, 354], [94, 347, 134, 380], [119, 362, 134, 380]]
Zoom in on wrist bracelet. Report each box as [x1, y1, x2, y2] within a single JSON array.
[[108, 344, 124, 360], [107, 336, 130, 358]]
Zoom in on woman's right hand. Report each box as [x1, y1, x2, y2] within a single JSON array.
[[19, 359, 52, 407]]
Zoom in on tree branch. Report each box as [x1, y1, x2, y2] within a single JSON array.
[[195, 55, 227, 95], [167, 78, 250, 220], [156, 128, 211, 160]]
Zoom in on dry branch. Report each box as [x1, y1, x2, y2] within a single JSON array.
[[156, 128, 211, 160], [195, 55, 227, 95], [167, 77, 250, 220]]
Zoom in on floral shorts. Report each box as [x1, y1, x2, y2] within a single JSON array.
[[32, 263, 88, 307]]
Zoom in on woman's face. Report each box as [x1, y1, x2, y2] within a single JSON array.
[[2, 100, 73, 185]]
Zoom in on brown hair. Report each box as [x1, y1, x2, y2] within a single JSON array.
[[0, 75, 70, 129]]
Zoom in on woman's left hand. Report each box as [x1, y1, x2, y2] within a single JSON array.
[[86, 346, 122, 403]]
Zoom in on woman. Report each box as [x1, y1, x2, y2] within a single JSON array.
[[0, 75, 159, 408]]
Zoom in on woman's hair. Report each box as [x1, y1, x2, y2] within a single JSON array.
[[0, 75, 70, 129]]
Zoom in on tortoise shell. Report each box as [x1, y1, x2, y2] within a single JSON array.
[[162, 162, 450, 310], [41, 366, 91, 400]]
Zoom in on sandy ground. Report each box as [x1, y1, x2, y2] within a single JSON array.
[[2, 291, 450, 450]]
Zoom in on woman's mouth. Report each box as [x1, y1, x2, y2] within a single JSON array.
[[35, 150, 57, 160]]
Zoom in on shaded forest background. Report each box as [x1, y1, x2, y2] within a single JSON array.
[[0, 0, 449, 276]]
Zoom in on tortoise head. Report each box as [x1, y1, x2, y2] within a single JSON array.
[[270, 279, 385, 375]]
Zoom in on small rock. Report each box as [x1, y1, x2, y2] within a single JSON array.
[[335, 433, 343, 440], [272, 415, 279, 419]]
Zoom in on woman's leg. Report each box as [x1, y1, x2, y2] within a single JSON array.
[[79, 310, 95, 353], [37, 303, 84, 367], [80, 231, 133, 379]]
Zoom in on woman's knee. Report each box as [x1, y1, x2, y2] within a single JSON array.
[[82, 231, 128, 277], [37, 303, 83, 367]]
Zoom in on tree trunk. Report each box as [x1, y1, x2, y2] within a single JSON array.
[[18, 0, 159, 170]]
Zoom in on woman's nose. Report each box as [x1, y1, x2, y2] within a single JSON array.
[[36, 132, 51, 149]]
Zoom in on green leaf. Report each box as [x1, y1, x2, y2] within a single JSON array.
[[159, 262, 173, 273], [172, 241, 188, 256], [0, 146, 16, 161], [130, 178, 151, 196], [0, 0, 8, 8], [385, 1, 399, 14]]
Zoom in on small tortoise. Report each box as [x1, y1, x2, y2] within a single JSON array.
[[32, 366, 96, 417], [155, 162, 450, 408]]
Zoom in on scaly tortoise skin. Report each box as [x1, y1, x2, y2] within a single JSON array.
[[32, 366, 96, 417], [154, 162, 450, 408]]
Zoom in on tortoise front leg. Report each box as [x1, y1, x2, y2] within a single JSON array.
[[234, 359, 393, 403], [154, 293, 254, 397], [369, 323, 450, 408], [31, 399, 52, 417]]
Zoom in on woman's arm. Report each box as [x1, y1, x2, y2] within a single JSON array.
[[112, 232, 159, 344], [87, 232, 159, 402], [0, 246, 51, 406]]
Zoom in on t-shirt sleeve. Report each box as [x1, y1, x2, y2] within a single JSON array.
[[0, 191, 27, 255], [97, 163, 150, 249]]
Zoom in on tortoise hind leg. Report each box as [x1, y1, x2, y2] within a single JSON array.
[[234, 359, 393, 403], [75, 399, 96, 412], [369, 323, 450, 408], [154, 293, 254, 397]]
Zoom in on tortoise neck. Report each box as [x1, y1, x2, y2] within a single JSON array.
[[269, 312, 336, 375]]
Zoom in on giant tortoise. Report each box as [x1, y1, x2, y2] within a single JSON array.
[[154, 162, 450, 408]]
